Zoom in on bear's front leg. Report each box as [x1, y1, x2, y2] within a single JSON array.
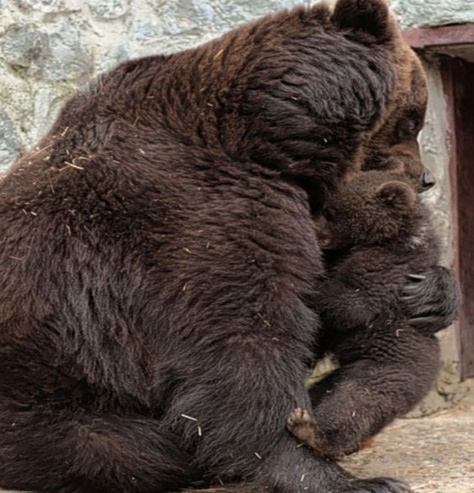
[[163, 346, 414, 493]]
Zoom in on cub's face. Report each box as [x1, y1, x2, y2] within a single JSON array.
[[361, 45, 433, 193], [315, 171, 425, 250]]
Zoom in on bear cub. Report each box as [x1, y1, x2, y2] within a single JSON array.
[[287, 170, 448, 459]]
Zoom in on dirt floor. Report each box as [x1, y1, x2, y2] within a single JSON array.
[[1, 387, 473, 493]]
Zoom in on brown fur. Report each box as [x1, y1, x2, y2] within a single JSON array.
[[287, 171, 458, 459], [0, 1, 457, 493]]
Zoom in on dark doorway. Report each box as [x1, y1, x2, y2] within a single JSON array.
[[441, 56, 474, 379], [404, 24, 474, 380]]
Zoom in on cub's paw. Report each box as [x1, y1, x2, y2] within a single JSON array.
[[344, 477, 414, 493], [287, 408, 318, 447], [402, 266, 461, 336], [287, 408, 344, 458]]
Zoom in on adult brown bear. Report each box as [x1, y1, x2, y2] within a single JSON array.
[[0, 1, 458, 493]]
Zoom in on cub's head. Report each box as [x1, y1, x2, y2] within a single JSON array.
[[315, 171, 426, 250]]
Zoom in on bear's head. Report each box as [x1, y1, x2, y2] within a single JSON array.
[[314, 170, 427, 250], [101, 0, 432, 212], [328, 0, 433, 195], [359, 41, 432, 194], [216, 0, 434, 209]]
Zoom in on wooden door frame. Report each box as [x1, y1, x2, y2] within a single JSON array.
[[403, 25, 474, 379]]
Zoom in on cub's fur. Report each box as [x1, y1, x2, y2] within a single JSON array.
[[288, 171, 454, 459]]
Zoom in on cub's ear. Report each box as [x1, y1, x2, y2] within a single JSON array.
[[313, 215, 334, 249], [376, 181, 417, 210], [331, 0, 396, 44]]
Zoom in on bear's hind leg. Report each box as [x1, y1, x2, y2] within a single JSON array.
[[0, 405, 199, 493], [166, 350, 414, 493]]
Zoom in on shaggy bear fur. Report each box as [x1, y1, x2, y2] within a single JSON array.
[[287, 171, 458, 459], [0, 1, 459, 492]]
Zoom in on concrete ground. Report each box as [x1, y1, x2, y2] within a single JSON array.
[[343, 383, 474, 493], [1, 385, 473, 493]]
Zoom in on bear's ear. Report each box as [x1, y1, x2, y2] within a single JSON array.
[[331, 0, 395, 45], [376, 181, 417, 210]]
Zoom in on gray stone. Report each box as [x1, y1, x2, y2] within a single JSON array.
[[95, 44, 130, 73], [89, 0, 130, 20], [211, 0, 310, 29], [31, 83, 76, 141], [41, 21, 92, 82], [131, 19, 167, 54], [2, 23, 49, 77], [14, 0, 81, 14], [0, 72, 34, 143], [392, 0, 474, 28], [146, 0, 215, 36], [0, 107, 22, 171], [132, 18, 166, 43], [1, 21, 92, 83]]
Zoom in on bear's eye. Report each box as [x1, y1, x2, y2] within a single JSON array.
[[398, 117, 421, 141], [405, 119, 420, 136]]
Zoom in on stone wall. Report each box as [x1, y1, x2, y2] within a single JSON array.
[[392, 0, 474, 28], [0, 0, 308, 171]]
